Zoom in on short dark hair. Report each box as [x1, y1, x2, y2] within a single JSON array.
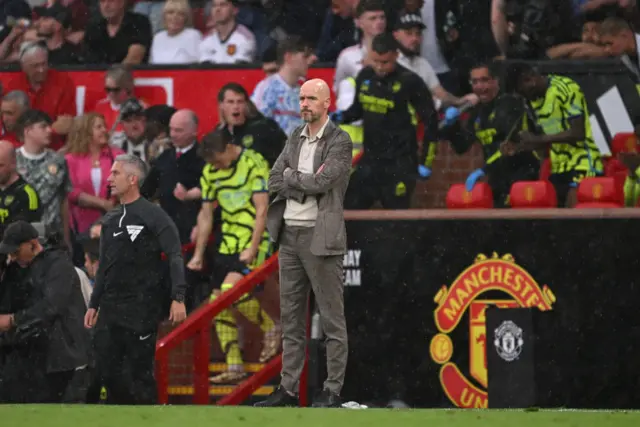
[[470, 62, 499, 79], [16, 109, 51, 138], [83, 238, 100, 262], [356, 0, 385, 17], [198, 129, 233, 159], [599, 16, 633, 35], [582, 8, 608, 24], [504, 62, 539, 93], [217, 83, 249, 103], [371, 33, 398, 55], [276, 35, 308, 65], [261, 44, 277, 63]]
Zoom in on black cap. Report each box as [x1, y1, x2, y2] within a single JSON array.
[[120, 98, 145, 120], [0, 221, 39, 254], [395, 11, 426, 30], [145, 104, 177, 127], [35, 3, 71, 28], [82, 238, 100, 261]]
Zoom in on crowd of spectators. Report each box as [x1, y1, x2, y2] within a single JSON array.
[[0, 0, 635, 68], [0, 0, 636, 234]]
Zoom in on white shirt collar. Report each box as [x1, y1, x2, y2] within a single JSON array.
[[176, 142, 195, 154], [300, 117, 330, 142], [19, 146, 47, 160]]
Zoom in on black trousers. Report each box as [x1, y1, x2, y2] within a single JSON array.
[[345, 156, 417, 210], [488, 164, 541, 208], [0, 348, 87, 403], [92, 320, 158, 405]]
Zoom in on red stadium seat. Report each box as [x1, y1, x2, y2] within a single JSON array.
[[539, 158, 551, 181], [610, 132, 639, 156], [446, 183, 493, 209], [576, 177, 623, 207], [604, 156, 627, 177], [509, 181, 557, 208]]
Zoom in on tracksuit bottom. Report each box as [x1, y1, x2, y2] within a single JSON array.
[[345, 156, 417, 210], [92, 320, 158, 405]]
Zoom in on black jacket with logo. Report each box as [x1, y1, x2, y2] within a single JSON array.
[[89, 197, 186, 333], [224, 113, 287, 168], [342, 64, 439, 165]]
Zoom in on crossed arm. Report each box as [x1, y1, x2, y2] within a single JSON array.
[[269, 143, 306, 202], [283, 133, 353, 195], [269, 132, 353, 197]]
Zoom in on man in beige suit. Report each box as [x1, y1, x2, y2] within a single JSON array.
[[255, 79, 352, 408]]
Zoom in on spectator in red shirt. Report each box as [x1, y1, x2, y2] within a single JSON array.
[[3, 41, 76, 150], [63, 112, 123, 236], [93, 65, 144, 134], [1, 90, 30, 147]]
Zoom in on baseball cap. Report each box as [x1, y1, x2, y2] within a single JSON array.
[[0, 221, 39, 254], [395, 11, 426, 31], [145, 105, 177, 128], [34, 3, 72, 29], [120, 98, 145, 120]]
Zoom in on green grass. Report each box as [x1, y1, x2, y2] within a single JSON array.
[[1, 406, 640, 427]]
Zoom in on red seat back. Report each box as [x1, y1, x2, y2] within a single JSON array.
[[577, 177, 623, 206], [604, 156, 627, 177], [446, 183, 493, 209], [539, 158, 551, 181], [509, 180, 557, 208], [610, 132, 639, 156]]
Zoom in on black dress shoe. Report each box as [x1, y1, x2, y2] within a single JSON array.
[[254, 386, 299, 407], [311, 389, 342, 408]]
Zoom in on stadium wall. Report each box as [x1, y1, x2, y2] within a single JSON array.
[[337, 210, 640, 409]]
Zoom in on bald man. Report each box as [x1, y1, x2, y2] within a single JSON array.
[[142, 109, 204, 244], [257, 78, 353, 408], [0, 140, 42, 235]]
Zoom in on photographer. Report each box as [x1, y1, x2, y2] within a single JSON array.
[[0, 221, 90, 403], [492, 0, 580, 59]]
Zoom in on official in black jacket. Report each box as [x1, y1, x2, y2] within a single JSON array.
[[85, 153, 187, 405], [0, 221, 90, 403]]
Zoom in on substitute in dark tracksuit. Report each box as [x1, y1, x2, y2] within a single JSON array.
[[85, 154, 187, 405], [442, 63, 540, 207], [0, 221, 90, 403], [334, 33, 439, 209]]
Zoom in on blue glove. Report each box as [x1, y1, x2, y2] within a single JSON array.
[[443, 106, 461, 126], [418, 165, 431, 179], [465, 168, 485, 192], [329, 110, 343, 123]]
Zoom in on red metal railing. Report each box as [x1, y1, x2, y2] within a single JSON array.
[[156, 150, 364, 406], [156, 254, 279, 404]]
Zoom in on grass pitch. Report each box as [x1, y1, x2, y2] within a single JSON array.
[[1, 405, 639, 427]]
